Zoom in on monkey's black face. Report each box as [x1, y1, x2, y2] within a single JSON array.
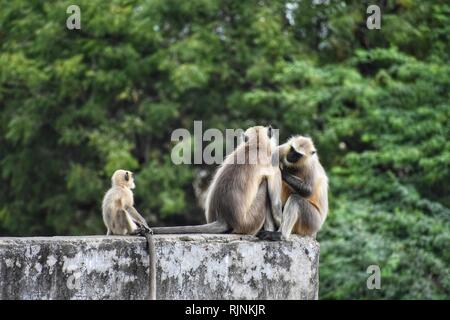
[[286, 147, 303, 164], [267, 125, 273, 138]]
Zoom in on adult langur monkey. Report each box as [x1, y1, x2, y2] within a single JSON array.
[[257, 135, 329, 241], [152, 125, 283, 235]]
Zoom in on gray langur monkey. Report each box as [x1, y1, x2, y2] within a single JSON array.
[[257, 135, 329, 241], [102, 169, 156, 300], [102, 170, 147, 235], [151, 125, 283, 235]]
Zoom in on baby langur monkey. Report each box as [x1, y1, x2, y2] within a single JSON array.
[[102, 169, 156, 300], [257, 136, 328, 241], [102, 170, 149, 235]]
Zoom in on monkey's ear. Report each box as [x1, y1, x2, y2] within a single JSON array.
[[125, 172, 129, 181], [267, 125, 273, 138], [241, 132, 249, 143]]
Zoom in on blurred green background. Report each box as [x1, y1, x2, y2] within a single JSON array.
[[0, 0, 449, 299]]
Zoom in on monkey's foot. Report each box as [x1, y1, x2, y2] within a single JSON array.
[[256, 230, 282, 241], [130, 227, 147, 236]]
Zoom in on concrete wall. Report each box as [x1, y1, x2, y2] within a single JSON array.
[[0, 234, 319, 300]]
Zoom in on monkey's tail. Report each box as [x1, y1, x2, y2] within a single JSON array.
[[151, 221, 229, 234], [144, 231, 156, 300]]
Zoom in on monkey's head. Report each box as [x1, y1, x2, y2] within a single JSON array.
[[111, 169, 136, 189], [242, 125, 277, 151], [280, 135, 317, 169]]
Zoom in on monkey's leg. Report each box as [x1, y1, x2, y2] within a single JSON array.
[[266, 169, 283, 228], [122, 210, 139, 235], [106, 229, 111, 236], [262, 180, 276, 232], [256, 200, 276, 237], [256, 172, 282, 238], [263, 207, 275, 232], [234, 180, 268, 235], [279, 194, 302, 240], [257, 194, 300, 241], [294, 195, 322, 237]]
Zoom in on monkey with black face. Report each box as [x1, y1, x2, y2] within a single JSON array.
[[102, 169, 156, 300], [102, 170, 150, 235], [151, 125, 282, 235], [257, 135, 328, 240]]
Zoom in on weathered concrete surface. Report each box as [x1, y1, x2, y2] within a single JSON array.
[[0, 235, 319, 300]]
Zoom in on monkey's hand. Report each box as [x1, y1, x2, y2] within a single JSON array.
[[256, 230, 283, 241], [131, 224, 153, 236], [281, 169, 313, 197]]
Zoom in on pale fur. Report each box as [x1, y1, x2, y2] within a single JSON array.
[[101, 169, 156, 300], [204, 126, 281, 234], [102, 169, 139, 235], [279, 135, 329, 237]]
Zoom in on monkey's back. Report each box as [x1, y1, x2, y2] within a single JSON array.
[[102, 187, 134, 230], [206, 161, 268, 233], [102, 187, 133, 209]]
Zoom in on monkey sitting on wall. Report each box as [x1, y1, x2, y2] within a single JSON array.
[[102, 169, 150, 235], [151, 125, 282, 235], [102, 169, 156, 300], [257, 135, 328, 241]]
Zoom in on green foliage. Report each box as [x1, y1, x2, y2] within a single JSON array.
[[0, 0, 448, 299]]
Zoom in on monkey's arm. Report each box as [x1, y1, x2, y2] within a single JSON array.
[[124, 205, 150, 230], [281, 170, 313, 197]]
